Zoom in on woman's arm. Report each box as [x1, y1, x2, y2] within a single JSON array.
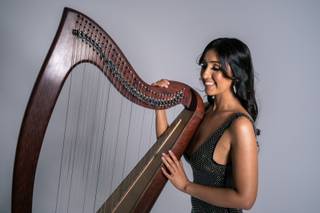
[[155, 109, 169, 138], [161, 116, 258, 210]]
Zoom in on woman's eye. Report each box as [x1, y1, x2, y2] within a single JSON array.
[[200, 63, 207, 70], [212, 65, 222, 71]]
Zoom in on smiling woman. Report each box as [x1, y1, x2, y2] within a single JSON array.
[[154, 38, 261, 212]]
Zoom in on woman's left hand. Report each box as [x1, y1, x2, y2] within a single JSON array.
[[161, 150, 190, 193]]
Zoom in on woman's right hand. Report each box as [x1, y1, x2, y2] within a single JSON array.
[[151, 79, 170, 88]]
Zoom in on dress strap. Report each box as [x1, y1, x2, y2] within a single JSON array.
[[216, 112, 257, 137]]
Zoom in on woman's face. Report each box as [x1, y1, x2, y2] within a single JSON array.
[[200, 50, 234, 96]]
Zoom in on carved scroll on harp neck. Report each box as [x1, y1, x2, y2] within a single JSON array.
[[71, 18, 185, 109]]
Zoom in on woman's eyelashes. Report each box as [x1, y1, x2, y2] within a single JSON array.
[[200, 63, 207, 70], [200, 63, 222, 72], [211, 64, 222, 71]]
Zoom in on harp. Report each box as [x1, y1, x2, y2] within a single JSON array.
[[12, 7, 204, 213]]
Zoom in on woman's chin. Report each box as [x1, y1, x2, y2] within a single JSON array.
[[205, 88, 217, 96]]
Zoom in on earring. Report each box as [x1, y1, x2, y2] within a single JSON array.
[[233, 85, 237, 94]]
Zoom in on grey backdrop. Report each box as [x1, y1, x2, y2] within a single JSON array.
[[1, 0, 320, 212]]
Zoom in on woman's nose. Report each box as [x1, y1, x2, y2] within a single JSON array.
[[202, 68, 212, 79]]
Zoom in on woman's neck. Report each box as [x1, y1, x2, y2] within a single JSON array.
[[212, 89, 242, 113]]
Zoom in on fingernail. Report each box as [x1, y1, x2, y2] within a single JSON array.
[[169, 150, 172, 153]]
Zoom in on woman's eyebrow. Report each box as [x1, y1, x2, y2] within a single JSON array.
[[207, 60, 221, 63]]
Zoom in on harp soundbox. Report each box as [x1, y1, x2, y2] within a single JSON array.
[[12, 7, 204, 213]]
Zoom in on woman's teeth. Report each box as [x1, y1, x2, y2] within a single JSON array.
[[205, 81, 216, 86]]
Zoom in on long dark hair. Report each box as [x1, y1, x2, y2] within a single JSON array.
[[199, 38, 261, 136]]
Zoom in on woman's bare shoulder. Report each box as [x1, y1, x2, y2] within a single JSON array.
[[228, 114, 256, 146]]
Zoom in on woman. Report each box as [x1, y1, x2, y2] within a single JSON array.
[[153, 38, 260, 212]]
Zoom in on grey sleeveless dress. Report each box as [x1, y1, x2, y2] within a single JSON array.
[[184, 112, 258, 213]]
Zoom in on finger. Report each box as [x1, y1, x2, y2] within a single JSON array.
[[161, 167, 171, 179], [163, 79, 170, 88], [155, 79, 170, 88], [179, 159, 184, 169], [168, 150, 181, 169], [152, 82, 167, 88], [162, 154, 176, 171], [162, 153, 177, 170], [168, 150, 185, 172], [157, 81, 169, 88], [161, 156, 175, 173], [168, 150, 179, 165]]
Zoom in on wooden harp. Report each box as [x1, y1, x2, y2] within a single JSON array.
[[12, 7, 204, 213]]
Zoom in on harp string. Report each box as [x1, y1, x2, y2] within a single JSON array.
[[148, 112, 155, 157], [105, 50, 122, 195], [109, 92, 124, 193], [52, 20, 110, 211], [90, 38, 109, 212], [82, 25, 109, 212], [55, 74, 73, 213], [66, 26, 84, 212], [95, 26, 115, 205], [66, 52, 86, 212], [115, 53, 132, 188], [121, 102, 133, 179], [54, 16, 77, 213], [82, 53, 100, 212], [110, 51, 132, 188], [137, 109, 146, 159], [94, 74, 112, 211], [67, 22, 86, 210]]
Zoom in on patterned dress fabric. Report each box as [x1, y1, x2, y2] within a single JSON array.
[[184, 112, 258, 213]]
